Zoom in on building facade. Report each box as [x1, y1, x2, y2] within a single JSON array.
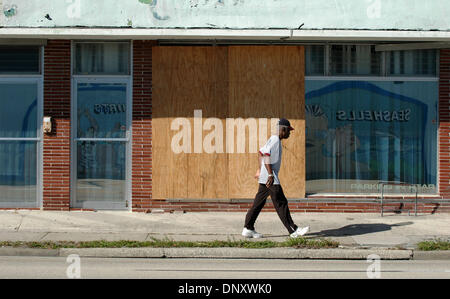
[[1, 0, 450, 213]]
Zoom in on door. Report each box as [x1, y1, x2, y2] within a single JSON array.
[[0, 79, 42, 207], [71, 78, 131, 210]]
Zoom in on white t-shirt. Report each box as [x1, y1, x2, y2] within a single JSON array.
[[258, 135, 282, 185]]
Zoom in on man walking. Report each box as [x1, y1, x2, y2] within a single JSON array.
[[242, 118, 309, 239]]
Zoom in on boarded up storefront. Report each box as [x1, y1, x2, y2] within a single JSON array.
[[153, 46, 305, 200]]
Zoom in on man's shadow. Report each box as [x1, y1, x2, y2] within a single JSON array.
[[305, 222, 413, 238]]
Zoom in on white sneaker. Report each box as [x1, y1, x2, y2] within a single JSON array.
[[290, 226, 310, 238], [242, 228, 263, 239]]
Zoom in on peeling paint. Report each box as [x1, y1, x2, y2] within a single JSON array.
[[137, 0, 248, 22], [138, 0, 170, 21], [3, 4, 17, 18]]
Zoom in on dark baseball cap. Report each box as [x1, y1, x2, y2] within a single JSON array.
[[279, 118, 294, 130]]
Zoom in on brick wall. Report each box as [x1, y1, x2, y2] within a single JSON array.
[[131, 41, 155, 212], [439, 49, 450, 198], [42, 40, 71, 211], [439, 49, 450, 199]]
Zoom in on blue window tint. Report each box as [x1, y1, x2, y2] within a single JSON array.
[[76, 141, 126, 203], [305, 80, 437, 194], [77, 83, 127, 139], [0, 83, 38, 138], [0, 141, 37, 204]]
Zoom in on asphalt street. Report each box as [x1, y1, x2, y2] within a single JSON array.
[[0, 256, 449, 279]]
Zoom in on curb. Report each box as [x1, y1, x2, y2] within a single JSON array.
[[412, 250, 450, 260], [0, 247, 415, 260], [0, 247, 59, 257]]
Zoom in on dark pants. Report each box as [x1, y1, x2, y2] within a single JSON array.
[[244, 184, 298, 234]]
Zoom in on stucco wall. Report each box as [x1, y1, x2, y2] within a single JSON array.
[[1, 0, 450, 30]]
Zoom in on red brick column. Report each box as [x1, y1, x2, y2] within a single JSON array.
[[131, 41, 155, 212], [43, 40, 71, 210], [439, 49, 450, 198]]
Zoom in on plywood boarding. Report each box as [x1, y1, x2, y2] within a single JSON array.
[[186, 47, 229, 199], [227, 46, 305, 199], [152, 46, 228, 199], [152, 46, 304, 200]]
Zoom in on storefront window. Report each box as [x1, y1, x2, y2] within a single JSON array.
[[0, 141, 37, 204], [0, 83, 39, 205], [0, 83, 37, 138], [77, 83, 127, 139], [329, 45, 381, 76], [76, 141, 126, 203], [305, 45, 437, 78], [305, 45, 325, 76], [0, 46, 40, 74], [386, 49, 437, 76], [74, 42, 130, 75], [305, 80, 437, 195]]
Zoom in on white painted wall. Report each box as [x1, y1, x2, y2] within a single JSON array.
[[1, 0, 449, 31]]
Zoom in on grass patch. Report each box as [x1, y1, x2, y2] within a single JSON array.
[[0, 237, 339, 250], [417, 239, 450, 251]]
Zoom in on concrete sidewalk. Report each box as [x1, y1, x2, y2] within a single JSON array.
[[0, 210, 448, 259]]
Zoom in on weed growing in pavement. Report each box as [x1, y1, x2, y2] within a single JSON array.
[[0, 237, 339, 250], [417, 239, 450, 251]]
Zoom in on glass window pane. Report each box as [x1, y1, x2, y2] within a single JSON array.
[[0, 46, 40, 74], [386, 50, 437, 76], [305, 80, 437, 195], [305, 45, 325, 76], [75, 43, 130, 75], [77, 83, 127, 139], [330, 45, 381, 76], [0, 141, 37, 204], [0, 83, 38, 138], [76, 141, 126, 203]]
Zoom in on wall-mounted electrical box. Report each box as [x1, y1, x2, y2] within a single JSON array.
[[43, 116, 52, 134]]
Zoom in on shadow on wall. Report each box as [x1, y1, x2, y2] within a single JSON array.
[[307, 222, 413, 237]]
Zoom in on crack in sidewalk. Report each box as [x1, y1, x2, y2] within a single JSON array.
[[14, 215, 25, 232], [38, 232, 49, 241]]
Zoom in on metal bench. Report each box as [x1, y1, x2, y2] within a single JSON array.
[[378, 181, 418, 217]]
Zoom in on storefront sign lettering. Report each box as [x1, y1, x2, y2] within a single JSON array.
[[94, 104, 126, 114], [336, 109, 411, 122], [350, 183, 436, 192]]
